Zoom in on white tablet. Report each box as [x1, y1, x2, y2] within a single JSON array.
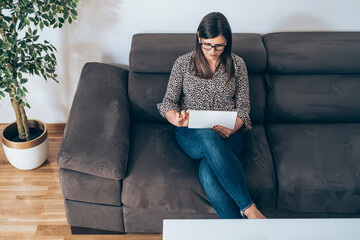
[[188, 110, 237, 129]]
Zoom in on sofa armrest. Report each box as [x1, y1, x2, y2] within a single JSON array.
[[57, 62, 130, 180]]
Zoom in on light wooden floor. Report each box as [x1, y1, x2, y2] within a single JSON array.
[[0, 124, 162, 240]]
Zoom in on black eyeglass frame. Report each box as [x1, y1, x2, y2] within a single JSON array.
[[199, 42, 227, 51]]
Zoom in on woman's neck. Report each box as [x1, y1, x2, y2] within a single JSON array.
[[208, 58, 221, 74]]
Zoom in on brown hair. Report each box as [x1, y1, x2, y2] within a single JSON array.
[[193, 12, 234, 80]]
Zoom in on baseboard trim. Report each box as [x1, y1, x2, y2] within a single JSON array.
[[71, 226, 125, 235], [45, 123, 66, 131]]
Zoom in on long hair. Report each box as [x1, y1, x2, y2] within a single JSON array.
[[193, 12, 234, 80]]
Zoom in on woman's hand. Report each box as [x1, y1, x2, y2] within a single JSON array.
[[165, 110, 189, 127], [211, 117, 244, 138], [211, 125, 234, 138], [176, 110, 189, 127]]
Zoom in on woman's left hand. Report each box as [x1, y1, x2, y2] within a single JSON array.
[[211, 125, 234, 138]]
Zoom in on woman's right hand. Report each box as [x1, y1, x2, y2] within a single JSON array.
[[165, 110, 189, 127]]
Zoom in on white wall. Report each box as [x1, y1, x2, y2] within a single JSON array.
[[1, 0, 359, 123]]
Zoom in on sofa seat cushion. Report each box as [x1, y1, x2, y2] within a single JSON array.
[[122, 122, 276, 214], [267, 123, 360, 213], [122, 122, 214, 214]]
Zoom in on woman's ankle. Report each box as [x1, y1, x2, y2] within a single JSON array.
[[243, 204, 266, 219]]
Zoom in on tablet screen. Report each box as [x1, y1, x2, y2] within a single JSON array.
[[188, 110, 237, 129]]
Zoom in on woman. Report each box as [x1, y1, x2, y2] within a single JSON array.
[[157, 12, 266, 219]]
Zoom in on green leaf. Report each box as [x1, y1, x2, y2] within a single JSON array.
[[0, 91, 5, 98], [47, 68, 55, 73], [5, 88, 12, 93], [42, 14, 49, 20], [5, 68, 12, 76], [70, 9, 78, 16], [3, 16, 12, 23], [29, 17, 36, 23], [20, 66, 28, 72], [16, 88, 22, 96], [25, 18, 31, 26], [40, 21, 44, 30]]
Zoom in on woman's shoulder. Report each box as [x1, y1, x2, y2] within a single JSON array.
[[231, 53, 246, 65], [231, 53, 247, 73], [175, 51, 195, 64], [172, 51, 194, 72]]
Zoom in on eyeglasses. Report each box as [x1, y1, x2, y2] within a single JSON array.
[[199, 42, 227, 51]]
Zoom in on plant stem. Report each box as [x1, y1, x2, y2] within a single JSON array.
[[10, 90, 30, 141], [19, 104, 30, 141]]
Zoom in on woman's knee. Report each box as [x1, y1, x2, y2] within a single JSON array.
[[196, 129, 223, 147]]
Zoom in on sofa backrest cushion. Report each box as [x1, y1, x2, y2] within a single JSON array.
[[130, 33, 267, 73], [264, 32, 360, 74], [263, 32, 360, 123], [129, 33, 268, 123]]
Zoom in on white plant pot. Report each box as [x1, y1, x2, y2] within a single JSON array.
[[1, 120, 49, 170]]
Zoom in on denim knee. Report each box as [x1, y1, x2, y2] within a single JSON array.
[[195, 129, 224, 149]]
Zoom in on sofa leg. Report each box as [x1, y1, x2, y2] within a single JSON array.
[[71, 226, 125, 235]]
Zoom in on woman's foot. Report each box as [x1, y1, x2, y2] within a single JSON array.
[[243, 204, 266, 219]]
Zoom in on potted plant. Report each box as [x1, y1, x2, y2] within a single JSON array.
[[0, 0, 79, 170]]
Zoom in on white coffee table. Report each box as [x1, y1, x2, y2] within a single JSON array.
[[163, 218, 360, 240]]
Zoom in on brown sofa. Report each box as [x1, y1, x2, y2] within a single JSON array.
[[57, 32, 360, 234]]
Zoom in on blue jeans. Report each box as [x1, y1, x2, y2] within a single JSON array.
[[175, 127, 253, 219]]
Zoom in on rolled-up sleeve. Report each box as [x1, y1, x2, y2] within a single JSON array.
[[234, 57, 252, 131], [157, 57, 184, 118]]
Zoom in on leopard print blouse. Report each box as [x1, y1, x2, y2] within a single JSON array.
[[157, 51, 252, 131]]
